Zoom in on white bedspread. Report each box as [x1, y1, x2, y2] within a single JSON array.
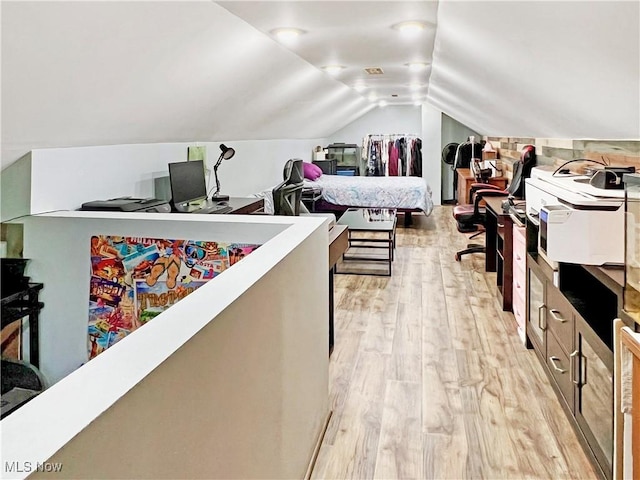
[[305, 175, 433, 215]]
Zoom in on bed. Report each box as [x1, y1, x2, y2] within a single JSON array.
[[303, 174, 434, 218]]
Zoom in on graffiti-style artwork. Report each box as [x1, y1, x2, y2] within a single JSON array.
[[88, 236, 260, 359]]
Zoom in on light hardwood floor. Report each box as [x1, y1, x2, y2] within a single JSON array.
[[311, 206, 598, 480]]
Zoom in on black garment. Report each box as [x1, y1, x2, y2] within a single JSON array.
[[397, 138, 407, 176], [453, 141, 482, 201], [411, 138, 422, 176]]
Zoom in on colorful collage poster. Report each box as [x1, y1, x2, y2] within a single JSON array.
[[88, 236, 260, 359]]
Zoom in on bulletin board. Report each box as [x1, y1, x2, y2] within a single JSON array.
[[88, 235, 260, 359]]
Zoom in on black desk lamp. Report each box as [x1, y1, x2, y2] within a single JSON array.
[[211, 144, 235, 201]]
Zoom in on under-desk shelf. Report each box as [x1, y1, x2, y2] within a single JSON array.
[[1, 283, 44, 368]]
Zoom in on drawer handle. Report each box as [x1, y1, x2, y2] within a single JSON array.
[[538, 304, 546, 330], [516, 254, 522, 261], [570, 350, 579, 385], [549, 356, 567, 374], [549, 309, 567, 323], [497, 223, 505, 228], [515, 281, 521, 290]]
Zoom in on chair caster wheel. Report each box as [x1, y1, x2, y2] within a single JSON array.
[[455, 253, 461, 261]]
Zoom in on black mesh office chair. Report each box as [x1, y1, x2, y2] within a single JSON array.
[[273, 159, 303, 216], [452, 145, 536, 261]]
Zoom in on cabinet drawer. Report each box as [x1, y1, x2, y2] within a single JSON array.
[[513, 261, 526, 296], [513, 224, 526, 248], [546, 285, 574, 352], [513, 246, 526, 271], [512, 289, 526, 331], [546, 330, 575, 407]]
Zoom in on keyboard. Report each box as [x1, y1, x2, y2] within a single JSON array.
[[193, 204, 233, 214]]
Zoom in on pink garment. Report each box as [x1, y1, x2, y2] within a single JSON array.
[[389, 142, 399, 176]]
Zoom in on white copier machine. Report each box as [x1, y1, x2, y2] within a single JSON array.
[[525, 166, 625, 266]]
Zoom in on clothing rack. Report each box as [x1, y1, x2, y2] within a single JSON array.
[[362, 134, 422, 177]]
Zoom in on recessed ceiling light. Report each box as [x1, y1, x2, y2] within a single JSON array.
[[406, 62, 429, 72], [354, 84, 367, 92], [322, 65, 345, 75], [368, 93, 378, 102], [392, 21, 427, 35], [378, 100, 388, 107], [270, 27, 305, 41]]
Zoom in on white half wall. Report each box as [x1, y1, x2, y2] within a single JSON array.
[[3, 212, 329, 479], [0, 139, 325, 221], [422, 103, 442, 206]]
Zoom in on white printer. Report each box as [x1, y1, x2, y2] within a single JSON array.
[[525, 167, 625, 266]]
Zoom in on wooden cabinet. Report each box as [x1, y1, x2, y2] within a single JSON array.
[[525, 245, 621, 480], [526, 254, 546, 355], [456, 168, 508, 204], [574, 315, 614, 476], [484, 197, 513, 311], [512, 224, 527, 343]]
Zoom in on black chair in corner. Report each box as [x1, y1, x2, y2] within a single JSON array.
[[273, 159, 304, 216], [452, 145, 536, 261]]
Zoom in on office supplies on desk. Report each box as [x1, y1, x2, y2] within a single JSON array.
[[80, 197, 171, 213], [168, 160, 211, 213], [210, 144, 236, 201], [526, 166, 625, 266], [180, 201, 232, 214]]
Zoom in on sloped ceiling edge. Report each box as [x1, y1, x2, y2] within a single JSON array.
[[427, 1, 640, 139], [1, 1, 372, 169]]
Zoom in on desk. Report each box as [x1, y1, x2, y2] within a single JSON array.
[[224, 197, 264, 214], [329, 225, 348, 355], [456, 168, 508, 204], [484, 196, 513, 311]]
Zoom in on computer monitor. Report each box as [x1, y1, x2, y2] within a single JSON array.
[[168, 160, 207, 207]]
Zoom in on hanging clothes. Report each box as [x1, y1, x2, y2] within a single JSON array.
[[361, 134, 421, 177]]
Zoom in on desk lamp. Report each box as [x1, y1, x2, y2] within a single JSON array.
[[211, 144, 235, 201]]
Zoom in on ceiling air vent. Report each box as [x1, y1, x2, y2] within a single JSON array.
[[364, 67, 384, 75]]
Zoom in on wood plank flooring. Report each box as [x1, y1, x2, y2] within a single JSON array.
[[312, 206, 598, 480]]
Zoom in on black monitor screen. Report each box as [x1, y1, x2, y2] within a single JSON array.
[[168, 160, 207, 206]]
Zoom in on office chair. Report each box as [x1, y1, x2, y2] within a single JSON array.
[[273, 159, 304, 216], [452, 145, 536, 261]]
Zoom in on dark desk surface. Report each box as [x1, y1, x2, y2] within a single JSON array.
[[484, 196, 509, 217], [224, 197, 264, 214]]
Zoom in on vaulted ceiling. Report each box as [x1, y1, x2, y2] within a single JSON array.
[[1, 1, 638, 169]]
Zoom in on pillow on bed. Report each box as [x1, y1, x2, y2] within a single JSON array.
[[303, 162, 323, 181]]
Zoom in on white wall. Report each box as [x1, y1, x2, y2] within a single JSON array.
[[1, 139, 325, 221], [326, 105, 422, 145], [21, 211, 297, 384], [4, 212, 329, 479], [422, 103, 443, 206]]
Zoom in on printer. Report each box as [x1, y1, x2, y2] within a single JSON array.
[[80, 197, 172, 213], [525, 167, 624, 266]]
